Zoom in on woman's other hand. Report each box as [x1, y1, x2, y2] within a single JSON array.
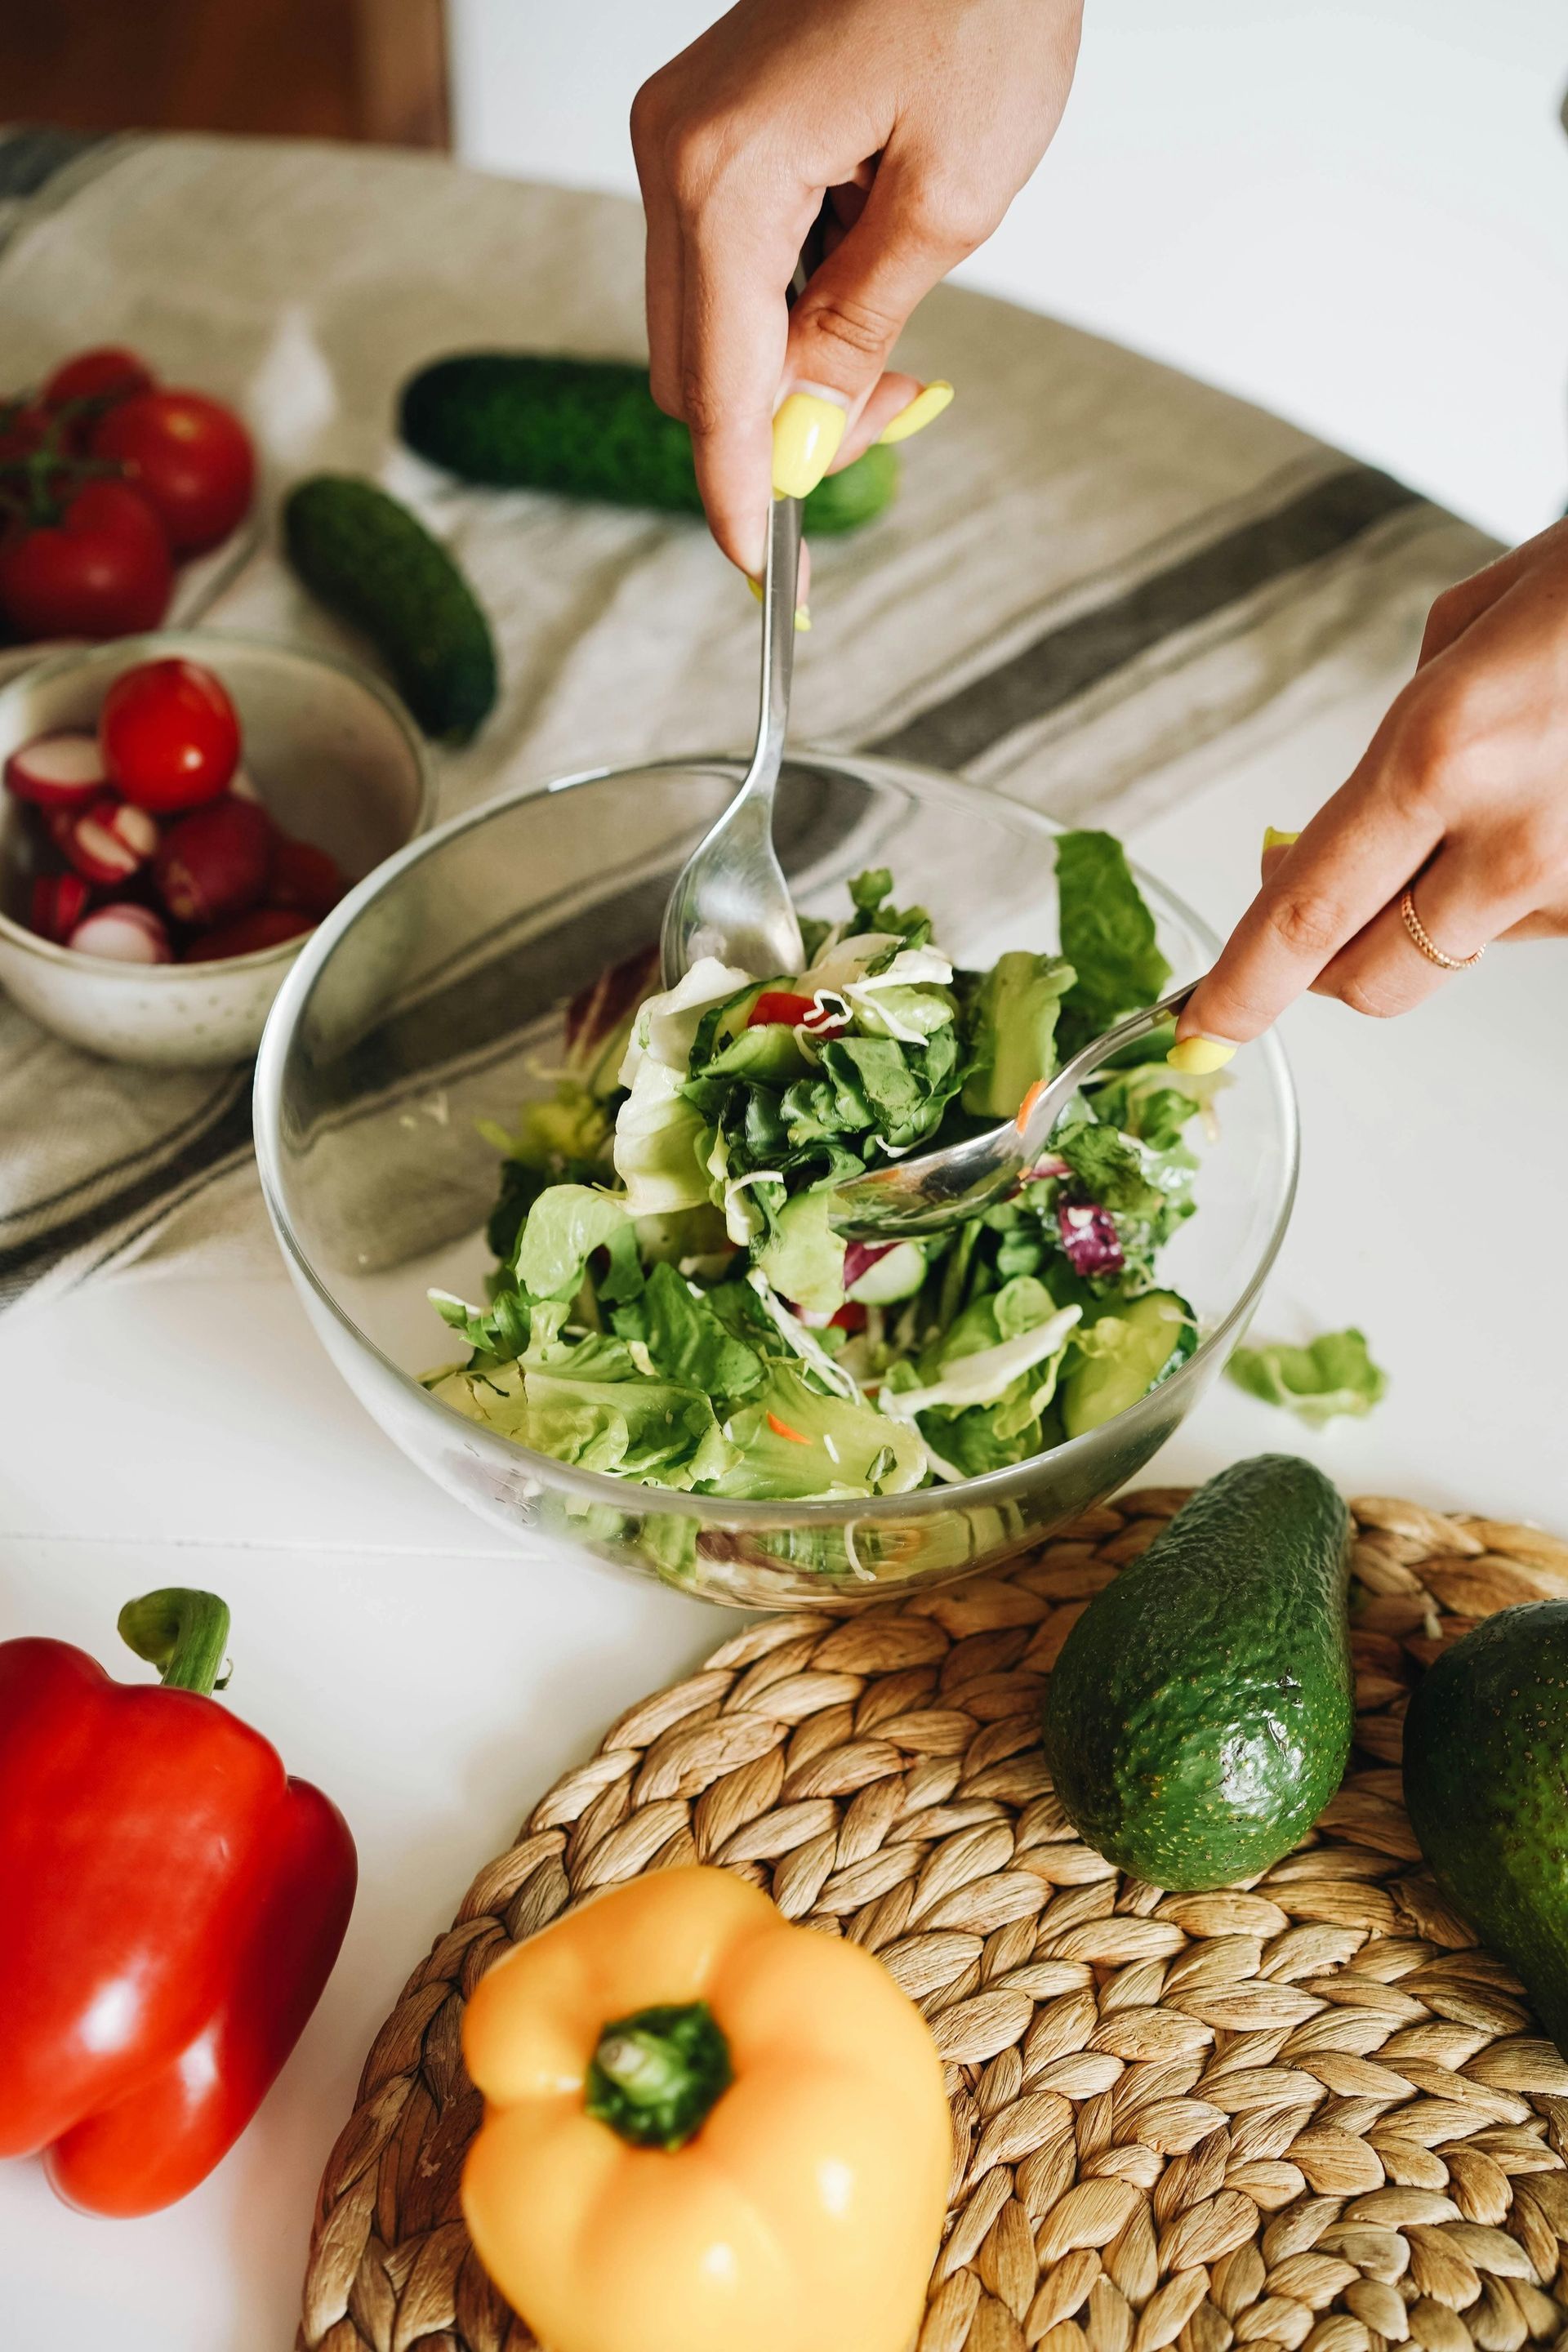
[[1174, 518, 1568, 1067]]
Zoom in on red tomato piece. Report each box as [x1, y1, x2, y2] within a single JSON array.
[[747, 990, 818, 1028], [42, 347, 156, 413], [829, 1301, 869, 1334], [100, 659, 241, 813], [91, 391, 255, 556], [0, 481, 172, 643]]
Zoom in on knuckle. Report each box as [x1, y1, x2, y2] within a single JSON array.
[[628, 76, 666, 159], [677, 367, 728, 442], [1335, 970, 1402, 1020], [797, 293, 898, 363], [1268, 889, 1343, 962], [902, 175, 999, 257]]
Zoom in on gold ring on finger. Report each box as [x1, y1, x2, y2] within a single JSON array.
[[1399, 888, 1483, 972]]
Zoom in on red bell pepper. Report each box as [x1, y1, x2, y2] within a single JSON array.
[[0, 1587, 356, 2216]]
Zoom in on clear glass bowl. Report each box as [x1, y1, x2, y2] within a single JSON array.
[[255, 752, 1297, 1608]]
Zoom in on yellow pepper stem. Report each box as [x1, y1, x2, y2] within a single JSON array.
[[585, 2002, 733, 2149]]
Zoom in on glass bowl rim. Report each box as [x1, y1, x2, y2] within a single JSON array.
[[253, 750, 1299, 1528], [0, 628, 437, 978]]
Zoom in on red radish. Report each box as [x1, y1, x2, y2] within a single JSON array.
[[154, 796, 272, 924], [29, 872, 91, 943], [67, 902, 172, 964], [185, 905, 312, 962], [100, 658, 240, 813], [4, 731, 109, 810], [269, 835, 346, 920], [57, 795, 159, 885]]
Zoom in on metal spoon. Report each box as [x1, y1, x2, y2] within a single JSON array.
[[660, 491, 806, 987], [826, 981, 1200, 1241]]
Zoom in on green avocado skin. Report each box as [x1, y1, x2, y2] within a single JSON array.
[[398, 354, 899, 533], [1043, 1454, 1353, 1891], [283, 476, 497, 746], [1404, 1603, 1568, 2056]]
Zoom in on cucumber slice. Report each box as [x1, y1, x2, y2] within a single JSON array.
[[1061, 1290, 1196, 1438]]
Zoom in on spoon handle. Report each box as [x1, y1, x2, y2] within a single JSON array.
[[749, 492, 803, 801]]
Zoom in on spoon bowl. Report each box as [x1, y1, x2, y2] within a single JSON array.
[[827, 982, 1201, 1239], [660, 494, 805, 987]]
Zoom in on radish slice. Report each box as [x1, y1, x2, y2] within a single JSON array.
[[61, 796, 160, 885], [4, 731, 109, 810], [29, 872, 92, 944], [67, 902, 173, 964]]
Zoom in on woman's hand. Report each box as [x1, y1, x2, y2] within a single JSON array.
[[632, 0, 1081, 577], [1174, 518, 1568, 1065]]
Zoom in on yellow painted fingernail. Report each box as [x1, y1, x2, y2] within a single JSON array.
[[1168, 1036, 1236, 1076], [746, 576, 811, 630], [1263, 826, 1300, 851], [878, 380, 955, 444], [771, 392, 846, 499]]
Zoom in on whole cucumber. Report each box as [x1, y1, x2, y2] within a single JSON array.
[[1405, 1602, 1568, 2056], [398, 354, 899, 533], [1043, 1454, 1353, 1890], [283, 476, 497, 746]]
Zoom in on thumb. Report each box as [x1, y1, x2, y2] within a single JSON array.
[[772, 161, 972, 497]]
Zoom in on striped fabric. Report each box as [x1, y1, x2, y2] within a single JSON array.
[[0, 135, 1499, 1317]]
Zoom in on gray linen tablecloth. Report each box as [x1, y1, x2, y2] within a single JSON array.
[[0, 133, 1496, 1316]]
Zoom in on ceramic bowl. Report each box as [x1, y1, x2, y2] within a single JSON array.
[[0, 631, 433, 1067]]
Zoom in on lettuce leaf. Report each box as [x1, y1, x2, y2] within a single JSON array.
[[1227, 1328, 1388, 1426], [753, 1188, 844, 1315], [960, 951, 1076, 1120], [513, 1183, 628, 1300], [1056, 831, 1171, 1047], [612, 1260, 766, 1402], [710, 1365, 927, 1499]]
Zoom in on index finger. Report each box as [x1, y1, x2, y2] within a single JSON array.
[[679, 172, 819, 577], [1178, 718, 1447, 1045]]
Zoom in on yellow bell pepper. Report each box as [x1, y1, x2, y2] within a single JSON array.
[[461, 1864, 951, 2352]]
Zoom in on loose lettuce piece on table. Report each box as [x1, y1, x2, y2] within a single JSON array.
[[960, 951, 1076, 1121], [1055, 830, 1171, 1051], [1227, 1328, 1388, 1426]]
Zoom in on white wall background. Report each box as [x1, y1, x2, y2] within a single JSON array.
[[448, 0, 1568, 548]]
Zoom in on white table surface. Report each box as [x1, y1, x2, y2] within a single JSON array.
[[3, 670, 1566, 2350]]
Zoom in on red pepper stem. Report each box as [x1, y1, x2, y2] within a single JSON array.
[[117, 1589, 233, 1696]]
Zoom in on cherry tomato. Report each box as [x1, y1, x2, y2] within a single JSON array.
[[42, 347, 156, 413], [91, 391, 255, 555], [0, 481, 172, 642], [100, 659, 241, 813]]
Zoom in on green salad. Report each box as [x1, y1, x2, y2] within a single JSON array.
[[424, 830, 1218, 1502]]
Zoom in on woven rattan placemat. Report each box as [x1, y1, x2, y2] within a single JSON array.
[[297, 1487, 1568, 2352]]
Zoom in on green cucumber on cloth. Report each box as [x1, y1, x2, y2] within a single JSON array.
[[283, 475, 497, 746], [398, 354, 898, 532]]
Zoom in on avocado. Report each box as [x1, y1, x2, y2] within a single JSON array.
[[398, 354, 899, 533], [1043, 1454, 1353, 1889], [1404, 1603, 1568, 2053], [283, 476, 497, 745]]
